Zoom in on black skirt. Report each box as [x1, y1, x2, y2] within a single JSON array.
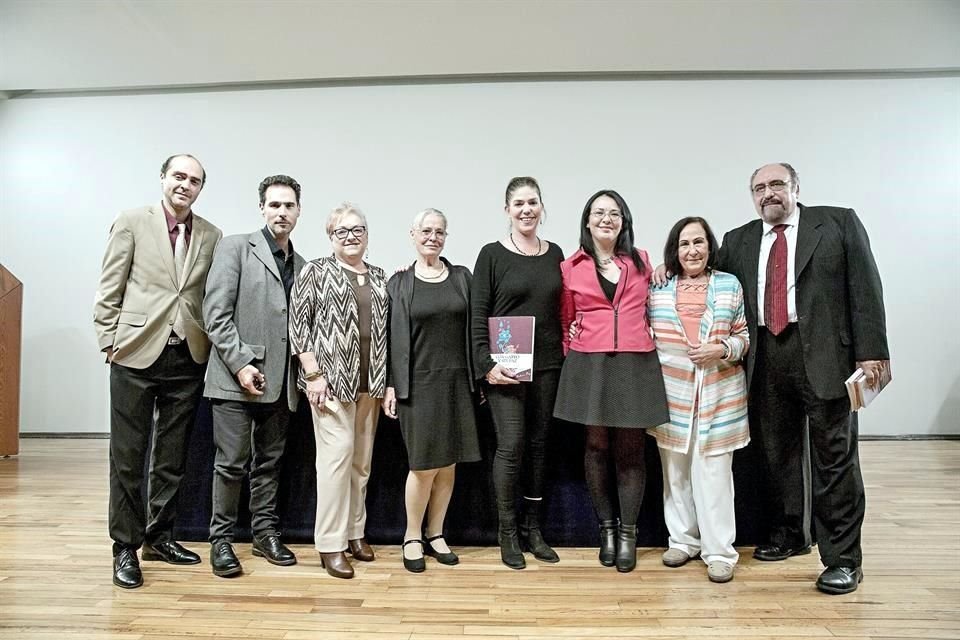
[[554, 350, 669, 428], [397, 367, 481, 470]]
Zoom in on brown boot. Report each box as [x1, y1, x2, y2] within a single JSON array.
[[319, 551, 354, 579], [348, 537, 375, 562]]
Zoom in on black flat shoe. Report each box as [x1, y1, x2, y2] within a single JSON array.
[[423, 535, 459, 566], [142, 540, 201, 565], [113, 548, 143, 589], [252, 533, 297, 566], [402, 539, 426, 573], [753, 543, 812, 562], [210, 540, 242, 577], [816, 565, 863, 594]]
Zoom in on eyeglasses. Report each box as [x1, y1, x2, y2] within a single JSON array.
[[331, 225, 366, 240], [418, 228, 447, 240], [751, 180, 792, 195], [589, 210, 623, 221]]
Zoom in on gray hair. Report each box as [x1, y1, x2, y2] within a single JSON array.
[[750, 162, 799, 190], [326, 202, 367, 235], [411, 208, 448, 231]]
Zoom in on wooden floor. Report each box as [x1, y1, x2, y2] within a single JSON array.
[[0, 439, 958, 640]]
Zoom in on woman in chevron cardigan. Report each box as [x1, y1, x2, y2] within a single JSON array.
[[647, 216, 749, 584], [289, 203, 389, 580]]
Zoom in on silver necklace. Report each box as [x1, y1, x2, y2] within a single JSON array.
[[415, 264, 447, 280], [510, 233, 542, 256]]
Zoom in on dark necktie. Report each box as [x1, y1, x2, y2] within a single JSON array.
[[764, 224, 788, 336]]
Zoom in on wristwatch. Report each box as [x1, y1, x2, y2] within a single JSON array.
[[303, 370, 323, 381]]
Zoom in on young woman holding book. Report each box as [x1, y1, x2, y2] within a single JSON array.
[[554, 189, 669, 572], [470, 176, 564, 569]]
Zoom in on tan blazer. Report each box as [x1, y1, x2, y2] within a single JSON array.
[[94, 204, 222, 369]]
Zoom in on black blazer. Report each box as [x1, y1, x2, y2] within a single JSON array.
[[385, 258, 475, 399], [716, 204, 889, 400]]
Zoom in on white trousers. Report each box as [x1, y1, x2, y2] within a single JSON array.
[[659, 417, 739, 565], [311, 394, 380, 552]]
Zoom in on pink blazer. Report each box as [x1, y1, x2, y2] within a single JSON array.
[[560, 248, 656, 355]]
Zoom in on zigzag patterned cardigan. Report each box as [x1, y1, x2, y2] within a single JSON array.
[[647, 271, 750, 456], [289, 256, 388, 401]]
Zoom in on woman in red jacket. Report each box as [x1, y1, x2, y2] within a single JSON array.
[[554, 189, 669, 572]]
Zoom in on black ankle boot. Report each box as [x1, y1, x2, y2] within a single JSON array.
[[498, 512, 526, 570], [616, 523, 637, 573], [519, 498, 559, 563], [598, 520, 618, 567]]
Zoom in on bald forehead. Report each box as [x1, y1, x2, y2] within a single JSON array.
[[165, 155, 205, 181], [751, 164, 790, 187]]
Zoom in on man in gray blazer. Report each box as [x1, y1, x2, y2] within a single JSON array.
[[202, 174, 306, 577]]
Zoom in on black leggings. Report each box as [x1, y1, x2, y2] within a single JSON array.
[[584, 425, 647, 527], [484, 370, 560, 516]]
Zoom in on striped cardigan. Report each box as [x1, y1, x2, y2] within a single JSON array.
[[648, 271, 750, 456], [289, 255, 388, 401]]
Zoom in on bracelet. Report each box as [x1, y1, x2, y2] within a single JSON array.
[[720, 341, 731, 360], [303, 370, 323, 381]]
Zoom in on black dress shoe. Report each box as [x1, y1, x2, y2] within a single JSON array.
[[113, 548, 143, 589], [210, 540, 242, 577], [347, 537, 376, 562], [753, 543, 812, 562], [142, 540, 201, 565], [402, 539, 426, 573], [816, 565, 863, 594], [598, 520, 618, 567], [252, 533, 297, 566], [423, 535, 459, 566]]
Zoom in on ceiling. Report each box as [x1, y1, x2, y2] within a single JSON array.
[[1, 0, 958, 95]]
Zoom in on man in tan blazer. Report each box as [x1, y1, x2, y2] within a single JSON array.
[[93, 154, 222, 589]]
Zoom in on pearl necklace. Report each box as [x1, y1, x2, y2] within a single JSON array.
[[510, 233, 542, 256]]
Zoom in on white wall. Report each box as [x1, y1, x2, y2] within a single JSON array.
[[0, 76, 957, 435]]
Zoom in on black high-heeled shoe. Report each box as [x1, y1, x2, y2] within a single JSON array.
[[401, 539, 426, 573], [423, 535, 459, 565]]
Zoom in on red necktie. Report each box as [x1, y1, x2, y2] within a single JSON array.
[[765, 224, 789, 336]]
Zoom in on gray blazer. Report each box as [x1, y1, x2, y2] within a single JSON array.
[[203, 229, 305, 409]]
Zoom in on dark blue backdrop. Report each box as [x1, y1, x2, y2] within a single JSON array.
[[174, 399, 768, 547]]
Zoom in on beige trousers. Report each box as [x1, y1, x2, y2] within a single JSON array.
[[311, 394, 380, 552]]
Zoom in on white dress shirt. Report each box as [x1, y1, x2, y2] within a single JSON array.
[[757, 207, 800, 327]]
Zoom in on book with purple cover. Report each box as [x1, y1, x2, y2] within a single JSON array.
[[488, 316, 535, 382]]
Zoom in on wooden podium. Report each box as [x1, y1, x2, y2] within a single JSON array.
[[0, 264, 22, 456]]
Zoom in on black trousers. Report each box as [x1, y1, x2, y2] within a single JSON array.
[[209, 397, 290, 542], [484, 369, 560, 519], [109, 343, 205, 554], [752, 325, 865, 567]]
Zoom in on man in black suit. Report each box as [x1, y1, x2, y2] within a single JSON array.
[[715, 162, 889, 594]]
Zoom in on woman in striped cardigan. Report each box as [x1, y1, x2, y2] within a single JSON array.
[[648, 216, 749, 584]]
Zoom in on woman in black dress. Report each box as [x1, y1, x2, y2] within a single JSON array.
[[470, 177, 565, 569], [383, 208, 481, 573]]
